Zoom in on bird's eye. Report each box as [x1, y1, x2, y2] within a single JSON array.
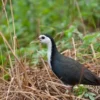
[[41, 36, 45, 39]]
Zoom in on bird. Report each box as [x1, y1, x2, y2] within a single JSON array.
[[38, 34, 100, 86]]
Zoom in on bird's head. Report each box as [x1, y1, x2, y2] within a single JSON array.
[[38, 34, 51, 45]]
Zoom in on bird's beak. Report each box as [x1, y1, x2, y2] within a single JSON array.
[[30, 40, 39, 44], [30, 37, 40, 44], [30, 41, 34, 44], [30, 38, 40, 44], [38, 37, 41, 41]]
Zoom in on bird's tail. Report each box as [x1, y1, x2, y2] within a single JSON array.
[[98, 77, 100, 85], [96, 77, 100, 85]]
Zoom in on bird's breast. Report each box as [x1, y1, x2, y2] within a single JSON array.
[[47, 49, 52, 68]]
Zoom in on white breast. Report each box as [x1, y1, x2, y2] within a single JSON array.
[[47, 41, 52, 68]]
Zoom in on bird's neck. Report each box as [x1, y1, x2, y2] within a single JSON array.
[[47, 39, 58, 68]]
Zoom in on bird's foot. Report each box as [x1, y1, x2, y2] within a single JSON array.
[[65, 86, 73, 94]]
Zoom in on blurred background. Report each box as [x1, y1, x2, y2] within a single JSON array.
[[0, 0, 100, 65], [0, 1, 100, 99]]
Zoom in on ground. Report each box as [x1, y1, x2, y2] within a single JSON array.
[[0, 50, 100, 100]]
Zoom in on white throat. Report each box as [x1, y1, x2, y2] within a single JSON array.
[[47, 41, 52, 68]]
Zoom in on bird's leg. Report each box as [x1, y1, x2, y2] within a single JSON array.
[[65, 86, 74, 100], [65, 85, 73, 94]]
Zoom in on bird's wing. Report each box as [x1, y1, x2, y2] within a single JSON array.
[[53, 56, 83, 85], [53, 54, 100, 85]]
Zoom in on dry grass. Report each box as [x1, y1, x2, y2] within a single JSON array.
[[0, 50, 100, 100]]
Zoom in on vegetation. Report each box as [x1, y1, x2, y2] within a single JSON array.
[[0, 0, 100, 100]]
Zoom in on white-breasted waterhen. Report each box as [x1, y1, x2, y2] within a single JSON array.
[[38, 34, 100, 86]]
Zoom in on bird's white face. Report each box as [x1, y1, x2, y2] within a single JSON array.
[[38, 35, 51, 44], [39, 34, 52, 68]]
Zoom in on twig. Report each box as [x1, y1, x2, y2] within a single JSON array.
[[9, 0, 16, 54], [74, 0, 86, 35], [1, 0, 13, 46], [36, 18, 41, 36], [47, 81, 72, 89], [2, 90, 35, 100], [8, 55, 14, 77], [72, 37, 77, 60], [6, 77, 14, 100], [90, 44, 97, 60]]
